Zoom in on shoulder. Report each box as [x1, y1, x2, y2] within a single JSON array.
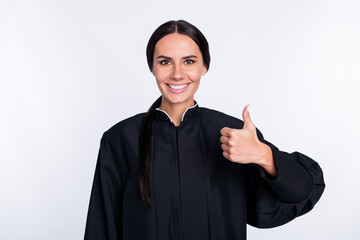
[[198, 107, 244, 129], [103, 112, 145, 142]]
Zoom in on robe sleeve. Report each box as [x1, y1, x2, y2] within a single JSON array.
[[84, 132, 123, 239], [246, 129, 325, 228]]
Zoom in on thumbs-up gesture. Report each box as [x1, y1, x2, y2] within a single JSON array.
[[220, 105, 278, 177]]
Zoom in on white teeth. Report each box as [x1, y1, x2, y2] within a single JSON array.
[[168, 84, 188, 90]]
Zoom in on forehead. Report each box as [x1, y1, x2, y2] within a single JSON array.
[[154, 33, 201, 56]]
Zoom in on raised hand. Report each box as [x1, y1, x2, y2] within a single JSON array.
[[220, 105, 278, 177]]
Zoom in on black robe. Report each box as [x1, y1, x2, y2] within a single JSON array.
[[84, 103, 325, 240]]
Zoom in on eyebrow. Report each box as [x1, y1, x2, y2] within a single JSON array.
[[157, 55, 198, 59]]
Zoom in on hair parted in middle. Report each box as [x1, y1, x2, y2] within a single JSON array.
[[146, 20, 210, 72]]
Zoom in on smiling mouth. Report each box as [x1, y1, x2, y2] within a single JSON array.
[[167, 83, 189, 90]]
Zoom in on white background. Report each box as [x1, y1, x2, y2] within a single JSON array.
[[1, 0, 359, 239]]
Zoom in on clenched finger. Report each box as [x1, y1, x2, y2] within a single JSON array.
[[221, 143, 230, 152], [220, 127, 232, 137], [220, 135, 229, 144], [222, 151, 230, 160]]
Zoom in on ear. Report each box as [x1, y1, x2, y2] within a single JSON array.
[[201, 66, 207, 76]]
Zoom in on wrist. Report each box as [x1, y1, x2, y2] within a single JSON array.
[[258, 143, 278, 178]]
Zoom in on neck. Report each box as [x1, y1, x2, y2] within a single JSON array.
[[159, 98, 195, 126]]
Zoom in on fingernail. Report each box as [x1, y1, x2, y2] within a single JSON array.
[[247, 104, 250, 113]]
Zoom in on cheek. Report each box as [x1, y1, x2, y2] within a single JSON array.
[[186, 68, 203, 81], [154, 68, 170, 82]]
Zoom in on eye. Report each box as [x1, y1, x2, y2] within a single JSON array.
[[184, 59, 195, 64], [159, 60, 171, 65]]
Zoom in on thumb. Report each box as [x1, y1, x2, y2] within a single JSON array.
[[242, 104, 255, 129]]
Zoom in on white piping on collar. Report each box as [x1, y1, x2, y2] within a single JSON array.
[[181, 103, 198, 121], [155, 108, 173, 122], [155, 103, 198, 123]]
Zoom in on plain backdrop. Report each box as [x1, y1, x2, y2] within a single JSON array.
[[1, 0, 359, 239]]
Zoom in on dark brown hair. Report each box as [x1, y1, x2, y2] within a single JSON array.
[[139, 20, 211, 206]]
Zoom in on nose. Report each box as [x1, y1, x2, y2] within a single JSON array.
[[171, 62, 184, 81]]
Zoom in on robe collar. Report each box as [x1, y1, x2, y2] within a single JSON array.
[[154, 101, 199, 124]]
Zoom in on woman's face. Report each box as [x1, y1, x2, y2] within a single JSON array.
[[152, 33, 207, 108]]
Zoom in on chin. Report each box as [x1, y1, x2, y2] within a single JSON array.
[[162, 95, 194, 105]]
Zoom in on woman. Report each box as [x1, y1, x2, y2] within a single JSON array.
[[84, 20, 325, 240]]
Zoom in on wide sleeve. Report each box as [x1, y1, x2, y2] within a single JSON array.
[[84, 132, 123, 239], [246, 129, 325, 228]]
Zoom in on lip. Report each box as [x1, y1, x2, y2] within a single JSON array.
[[166, 83, 190, 94]]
